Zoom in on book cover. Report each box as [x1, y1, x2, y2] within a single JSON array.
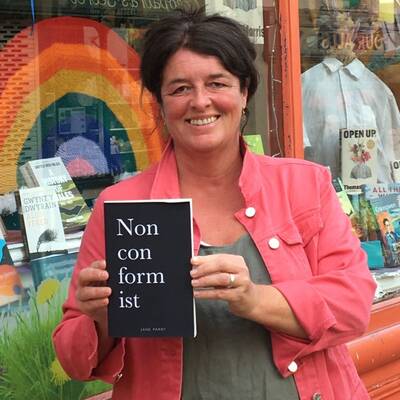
[[19, 157, 91, 232], [368, 193, 400, 267], [332, 177, 354, 217], [30, 252, 77, 288], [244, 134, 265, 155], [391, 160, 400, 182], [19, 187, 67, 260], [360, 241, 385, 270], [340, 128, 378, 194], [104, 199, 196, 338], [0, 231, 23, 307]]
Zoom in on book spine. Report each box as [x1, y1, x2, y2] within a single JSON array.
[[20, 164, 35, 187]]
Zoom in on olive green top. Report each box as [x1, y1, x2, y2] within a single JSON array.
[[182, 233, 299, 400]]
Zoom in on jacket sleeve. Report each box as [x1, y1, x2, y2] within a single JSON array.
[[52, 190, 126, 383], [271, 167, 377, 376]]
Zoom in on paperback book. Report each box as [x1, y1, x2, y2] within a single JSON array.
[[391, 160, 400, 182], [0, 230, 23, 306], [20, 157, 91, 232], [19, 187, 67, 259], [30, 252, 77, 288], [104, 199, 196, 338], [340, 128, 378, 194], [367, 193, 400, 267], [332, 177, 354, 217], [244, 134, 265, 155]]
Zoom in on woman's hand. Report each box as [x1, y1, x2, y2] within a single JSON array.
[[190, 254, 307, 338], [190, 254, 259, 320], [75, 260, 111, 325]]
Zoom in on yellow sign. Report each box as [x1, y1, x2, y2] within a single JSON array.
[[379, 0, 395, 23]]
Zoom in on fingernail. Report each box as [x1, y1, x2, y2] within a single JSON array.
[[191, 256, 200, 264]]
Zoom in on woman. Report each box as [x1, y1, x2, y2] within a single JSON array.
[[53, 9, 376, 400]]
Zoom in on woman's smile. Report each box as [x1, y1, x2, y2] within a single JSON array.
[[186, 116, 220, 126]]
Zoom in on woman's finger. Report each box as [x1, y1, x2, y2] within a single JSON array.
[[76, 286, 112, 302]]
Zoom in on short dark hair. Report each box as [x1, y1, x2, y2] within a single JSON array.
[[140, 8, 259, 104]]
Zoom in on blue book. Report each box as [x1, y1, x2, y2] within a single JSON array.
[[30, 252, 77, 288]]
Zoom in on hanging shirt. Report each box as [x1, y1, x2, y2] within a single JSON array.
[[302, 57, 400, 182]]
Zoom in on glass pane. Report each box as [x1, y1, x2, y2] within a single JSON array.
[[299, 1, 400, 273], [0, 1, 277, 398]]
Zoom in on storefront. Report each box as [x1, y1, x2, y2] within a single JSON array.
[[282, 1, 400, 398], [0, 0, 399, 399]]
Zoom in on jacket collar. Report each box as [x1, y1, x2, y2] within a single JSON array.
[[322, 57, 365, 80], [149, 137, 263, 205]]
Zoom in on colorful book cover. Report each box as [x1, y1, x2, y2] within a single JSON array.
[[0, 231, 23, 306], [19, 157, 91, 232], [340, 128, 378, 194], [368, 193, 400, 267], [244, 134, 265, 155], [332, 177, 354, 217], [19, 187, 67, 260], [30, 252, 77, 288]]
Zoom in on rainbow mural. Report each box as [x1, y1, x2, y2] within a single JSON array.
[[0, 16, 165, 193]]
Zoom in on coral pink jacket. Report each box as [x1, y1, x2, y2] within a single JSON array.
[[53, 141, 376, 400]]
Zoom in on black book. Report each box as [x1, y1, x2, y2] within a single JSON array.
[[104, 199, 196, 337]]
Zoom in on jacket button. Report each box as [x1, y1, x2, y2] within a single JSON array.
[[268, 237, 280, 249], [288, 360, 298, 373], [311, 393, 322, 400], [245, 207, 256, 218]]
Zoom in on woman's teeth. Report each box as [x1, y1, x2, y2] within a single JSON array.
[[189, 116, 218, 126]]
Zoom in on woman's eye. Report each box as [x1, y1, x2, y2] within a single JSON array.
[[171, 86, 190, 95], [209, 81, 226, 89]]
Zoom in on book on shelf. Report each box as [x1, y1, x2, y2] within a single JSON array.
[[104, 199, 196, 338], [391, 160, 400, 182], [367, 193, 400, 267], [332, 177, 354, 217], [244, 134, 265, 155], [0, 230, 23, 307], [362, 182, 400, 200], [340, 128, 378, 194], [19, 157, 91, 232], [30, 252, 78, 288], [18, 186, 67, 260]]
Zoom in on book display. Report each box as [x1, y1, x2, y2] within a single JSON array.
[[104, 199, 196, 338], [19, 186, 67, 259], [340, 128, 378, 194], [20, 157, 91, 232]]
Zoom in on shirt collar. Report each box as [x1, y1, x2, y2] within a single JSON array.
[[322, 57, 365, 80], [149, 137, 262, 203]]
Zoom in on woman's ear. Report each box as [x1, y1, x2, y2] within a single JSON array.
[[241, 87, 248, 109]]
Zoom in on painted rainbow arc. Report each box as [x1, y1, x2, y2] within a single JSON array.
[[0, 16, 165, 193]]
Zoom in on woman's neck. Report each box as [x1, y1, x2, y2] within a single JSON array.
[[174, 143, 243, 189]]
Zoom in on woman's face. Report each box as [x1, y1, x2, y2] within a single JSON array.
[[160, 48, 248, 155]]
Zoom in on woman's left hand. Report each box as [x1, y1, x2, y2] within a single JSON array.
[[190, 254, 260, 320]]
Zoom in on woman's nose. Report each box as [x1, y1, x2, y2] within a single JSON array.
[[189, 87, 211, 109]]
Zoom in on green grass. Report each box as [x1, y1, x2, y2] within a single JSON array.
[[0, 278, 111, 399]]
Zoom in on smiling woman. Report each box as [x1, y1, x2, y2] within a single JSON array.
[[53, 8, 376, 400]]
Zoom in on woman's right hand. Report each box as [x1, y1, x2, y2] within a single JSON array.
[[75, 260, 112, 325]]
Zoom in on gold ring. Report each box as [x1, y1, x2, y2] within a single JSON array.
[[228, 273, 236, 288]]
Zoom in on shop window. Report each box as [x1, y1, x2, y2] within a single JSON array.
[[299, 0, 400, 300], [0, 1, 274, 398]]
